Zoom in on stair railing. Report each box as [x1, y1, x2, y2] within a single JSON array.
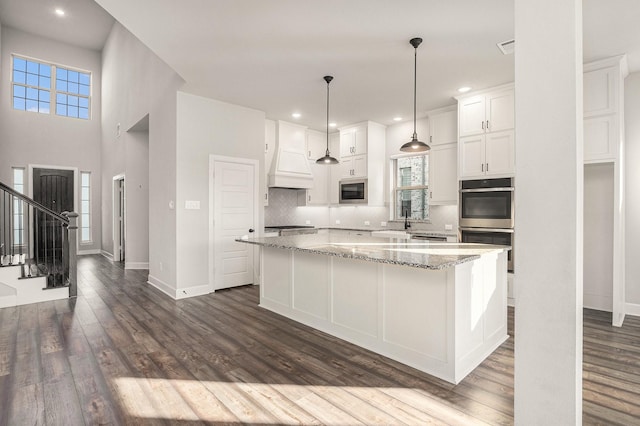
[[0, 182, 77, 297]]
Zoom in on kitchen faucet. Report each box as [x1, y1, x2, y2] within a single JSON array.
[[404, 209, 411, 230]]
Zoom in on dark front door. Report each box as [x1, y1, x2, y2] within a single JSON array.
[[32, 168, 74, 264]]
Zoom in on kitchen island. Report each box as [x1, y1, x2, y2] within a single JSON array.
[[237, 233, 509, 384]]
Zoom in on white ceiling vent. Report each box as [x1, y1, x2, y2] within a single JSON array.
[[497, 39, 515, 55]]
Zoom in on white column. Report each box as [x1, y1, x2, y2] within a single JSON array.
[[514, 0, 583, 424]]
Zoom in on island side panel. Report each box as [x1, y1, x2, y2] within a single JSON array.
[[453, 251, 509, 383], [260, 247, 292, 308], [292, 251, 331, 320]]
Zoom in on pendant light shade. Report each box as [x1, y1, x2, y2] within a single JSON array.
[[316, 75, 339, 165], [400, 37, 430, 153]]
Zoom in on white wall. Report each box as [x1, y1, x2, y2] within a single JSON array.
[[124, 126, 149, 268], [175, 92, 265, 292], [101, 22, 184, 289], [625, 71, 640, 306], [0, 26, 103, 252]]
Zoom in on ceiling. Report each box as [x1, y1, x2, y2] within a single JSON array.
[[2, 0, 639, 132]]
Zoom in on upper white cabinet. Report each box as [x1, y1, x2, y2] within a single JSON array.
[[427, 107, 458, 204], [583, 57, 628, 163], [298, 161, 329, 206], [264, 119, 276, 206], [457, 84, 515, 179], [339, 125, 367, 157], [458, 86, 514, 138], [306, 129, 327, 160], [428, 109, 457, 145]]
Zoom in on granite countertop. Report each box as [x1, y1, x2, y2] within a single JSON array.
[[237, 233, 508, 270]]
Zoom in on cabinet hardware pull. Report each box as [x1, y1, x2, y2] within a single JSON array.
[[482, 163, 484, 172], [486, 121, 490, 130], [486, 163, 489, 172], [430, 191, 432, 198], [308, 151, 311, 157], [430, 135, 433, 143], [308, 195, 311, 202], [482, 121, 485, 130], [265, 193, 268, 200]]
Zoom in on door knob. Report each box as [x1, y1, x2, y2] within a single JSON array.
[[249, 228, 255, 233]]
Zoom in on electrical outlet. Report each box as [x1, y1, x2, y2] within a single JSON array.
[[305, 220, 311, 225], [444, 224, 453, 231], [381, 221, 387, 227], [364, 221, 370, 226], [335, 219, 341, 225]]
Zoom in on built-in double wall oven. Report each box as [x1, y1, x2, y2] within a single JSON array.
[[459, 178, 515, 272]]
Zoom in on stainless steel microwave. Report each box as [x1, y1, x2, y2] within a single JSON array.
[[339, 178, 368, 204]]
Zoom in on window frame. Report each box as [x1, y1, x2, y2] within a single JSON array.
[[11, 54, 92, 120], [393, 154, 430, 221]]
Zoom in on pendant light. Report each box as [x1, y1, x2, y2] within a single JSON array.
[[316, 75, 339, 165], [400, 37, 430, 153]]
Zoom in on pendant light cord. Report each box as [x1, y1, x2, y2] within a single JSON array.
[[326, 78, 330, 153], [413, 44, 418, 139]]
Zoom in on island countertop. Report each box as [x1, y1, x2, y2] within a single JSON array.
[[237, 233, 509, 270]]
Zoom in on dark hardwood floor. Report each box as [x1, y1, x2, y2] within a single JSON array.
[[1, 255, 639, 425]]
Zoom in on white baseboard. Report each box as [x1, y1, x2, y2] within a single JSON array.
[[125, 262, 149, 270], [147, 274, 176, 299], [625, 302, 640, 318], [175, 284, 212, 300], [147, 275, 212, 300], [101, 250, 114, 262], [78, 249, 101, 255]]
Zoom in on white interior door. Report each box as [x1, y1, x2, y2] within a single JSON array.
[[213, 159, 256, 290]]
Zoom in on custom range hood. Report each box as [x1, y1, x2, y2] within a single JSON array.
[[268, 120, 314, 189]]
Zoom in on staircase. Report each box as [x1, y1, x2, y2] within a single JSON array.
[[0, 182, 77, 308]]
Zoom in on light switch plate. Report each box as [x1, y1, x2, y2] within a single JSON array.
[[335, 219, 341, 225], [444, 224, 453, 231], [185, 200, 200, 210], [381, 221, 387, 227], [364, 221, 370, 226], [305, 220, 311, 225]]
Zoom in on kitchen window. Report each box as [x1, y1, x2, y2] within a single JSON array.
[[11, 55, 91, 120], [394, 155, 429, 220]]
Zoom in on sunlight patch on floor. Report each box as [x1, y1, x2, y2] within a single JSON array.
[[112, 377, 476, 424]]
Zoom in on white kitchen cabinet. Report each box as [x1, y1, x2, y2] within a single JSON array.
[[458, 86, 514, 138], [264, 119, 276, 206], [459, 130, 514, 179], [328, 133, 342, 205], [584, 66, 617, 118], [429, 143, 458, 204], [298, 161, 329, 206], [428, 109, 457, 146], [306, 129, 327, 160], [583, 58, 626, 163], [339, 125, 367, 157], [338, 154, 367, 179]]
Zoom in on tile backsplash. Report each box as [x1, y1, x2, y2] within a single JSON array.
[[265, 188, 458, 232]]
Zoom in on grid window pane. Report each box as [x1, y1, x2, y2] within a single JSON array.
[[26, 72, 38, 86], [68, 106, 78, 117], [39, 90, 50, 102], [79, 73, 90, 85], [81, 228, 90, 242], [81, 187, 89, 200], [57, 104, 67, 115], [39, 102, 50, 114], [80, 172, 91, 243], [79, 97, 89, 108], [57, 68, 67, 80], [79, 84, 90, 96], [13, 98, 26, 110], [13, 70, 26, 84], [26, 61, 38, 74], [14, 85, 26, 98], [68, 70, 79, 83], [26, 87, 38, 100], [81, 200, 90, 212], [82, 173, 89, 186], [40, 64, 51, 77], [13, 169, 24, 185], [26, 99, 38, 112], [39, 76, 51, 89], [68, 82, 79, 94], [68, 95, 78, 106], [14, 57, 26, 71], [79, 108, 89, 119], [57, 80, 68, 92]]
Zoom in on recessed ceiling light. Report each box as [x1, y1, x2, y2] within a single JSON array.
[[55, 8, 65, 16], [329, 122, 337, 128], [393, 117, 402, 122], [291, 112, 301, 119], [458, 86, 471, 93]]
